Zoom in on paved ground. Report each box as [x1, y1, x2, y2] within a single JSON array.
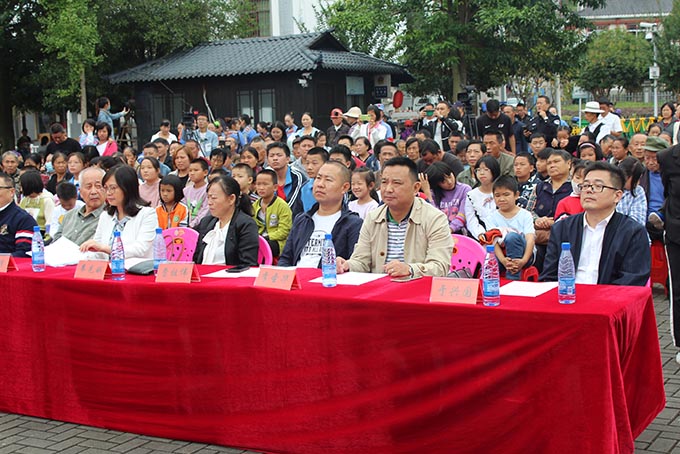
[[0, 285, 676, 454]]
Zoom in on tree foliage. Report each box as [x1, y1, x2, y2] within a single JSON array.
[[657, 0, 680, 97], [311, 0, 401, 61], [575, 29, 653, 99]]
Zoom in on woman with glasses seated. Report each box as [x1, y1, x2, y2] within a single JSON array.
[[193, 175, 259, 266], [80, 165, 157, 261]]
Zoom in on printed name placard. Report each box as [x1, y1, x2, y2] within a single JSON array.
[[0, 254, 19, 273], [155, 262, 201, 283], [254, 265, 301, 290], [74, 260, 111, 280], [429, 277, 479, 304]]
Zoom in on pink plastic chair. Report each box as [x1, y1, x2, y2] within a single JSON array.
[[163, 227, 199, 262], [258, 235, 273, 265], [450, 234, 486, 277]]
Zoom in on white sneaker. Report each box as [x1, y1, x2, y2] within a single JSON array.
[[675, 351, 680, 365], [649, 212, 664, 230]]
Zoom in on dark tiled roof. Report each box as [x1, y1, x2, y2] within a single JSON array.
[[579, 0, 672, 18], [108, 31, 412, 84]]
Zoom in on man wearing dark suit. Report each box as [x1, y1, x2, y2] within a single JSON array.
[[540, 162, 650, 286], [658, 140, 680, 360]]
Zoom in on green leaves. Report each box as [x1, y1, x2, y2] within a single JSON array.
[[575, 29, 652, 98]]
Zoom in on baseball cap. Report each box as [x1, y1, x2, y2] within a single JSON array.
[[330, 108, 343, 118], [643, 136, 669, 152]]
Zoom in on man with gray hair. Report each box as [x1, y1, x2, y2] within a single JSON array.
[[53, 167, 106, 245]]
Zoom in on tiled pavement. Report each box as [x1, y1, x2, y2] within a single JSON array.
[[0, 285, 676, 454]]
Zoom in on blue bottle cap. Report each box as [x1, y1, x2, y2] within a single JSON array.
[[114, 231, 121, 237], [486, 244, 494, 252], [325, 233, 332, 240], [561, 242, 571, 250], [33, 226, 40, 232], [156, 228, 163, 234]]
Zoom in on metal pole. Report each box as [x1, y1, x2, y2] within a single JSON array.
[[653, 35, 659, 118]]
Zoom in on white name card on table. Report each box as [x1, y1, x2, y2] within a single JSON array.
[[74, 260, 111, 280], [309, 272, 386, 286], [254, 265, 301, 290], [499, 281, 558, 297], [0, 254, 19, 272], [155, 262, 201, 283], [429, 277, 479, 304]]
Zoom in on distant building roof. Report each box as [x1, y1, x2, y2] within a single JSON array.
[[579, 0, 672, 20], [108, 30, 412, 84]]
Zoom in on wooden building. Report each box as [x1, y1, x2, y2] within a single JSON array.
[[108, 30, 413, 147]]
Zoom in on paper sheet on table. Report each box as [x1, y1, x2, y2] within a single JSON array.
[[309, 272, 387, 286], [500, 280, 558, 297], [202, 267, 262, 278], [44, 237, 86, 267]]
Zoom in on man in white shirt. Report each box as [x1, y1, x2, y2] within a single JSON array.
[[540, 162, 650, 286], [582, 102, 612, 143], [597, 97, 622, 138]]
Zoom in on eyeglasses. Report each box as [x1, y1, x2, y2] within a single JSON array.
[[475, 168, 490, 173], [577, 183, 621, 193], [103, 185, 120, 193], [0, 186, 13, 190]]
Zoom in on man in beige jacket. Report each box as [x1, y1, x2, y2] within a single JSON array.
[[337, 156, 453, 278]]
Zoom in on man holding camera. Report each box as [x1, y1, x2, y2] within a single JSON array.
[[181, 112, 218, 158], [423, 101, 462, 152]]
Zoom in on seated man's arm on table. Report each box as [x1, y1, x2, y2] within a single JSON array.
[[612, 224, 651, 286], [339, 218, 374, 273], [409, 211, 454, 277]]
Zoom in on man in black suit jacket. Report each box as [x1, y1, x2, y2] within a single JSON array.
[[658, 142, 680, 356], [540, 162, 650, 286]]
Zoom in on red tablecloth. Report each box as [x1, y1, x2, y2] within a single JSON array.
[[0, 258, 665, 454]]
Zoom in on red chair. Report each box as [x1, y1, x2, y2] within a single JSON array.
[[451, 234, 486, 277], [258, 235, 273, 265], [650, 240, 669, 292], [163, 227, 199, 262]]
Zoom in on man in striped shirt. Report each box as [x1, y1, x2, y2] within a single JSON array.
[[337, 157, 453, 278]]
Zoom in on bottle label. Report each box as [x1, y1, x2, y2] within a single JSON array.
[[32, 251, 45, 264], [483, 279, 499, 296], [558, 277, 575, 295], [322, 263, 336, 278], [111, 259, 125, 274]]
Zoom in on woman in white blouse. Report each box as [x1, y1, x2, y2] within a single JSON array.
[[464, 155, 501, 240], [80, 165, 157, 260], [193, 175, 259, 266]]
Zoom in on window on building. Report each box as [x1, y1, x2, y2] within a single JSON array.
[[152, 93, 184, 127], [258, 89, 275, 123], [254, 0, 271, 37], [237, 90, 254, 119]]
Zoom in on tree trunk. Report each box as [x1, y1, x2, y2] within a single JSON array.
[[0, 67, 15, 152], [80, 67, 87, 119]]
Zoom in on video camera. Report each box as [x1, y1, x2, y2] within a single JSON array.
[[182, 110, 198, 130], [457, 86, 477, 116]]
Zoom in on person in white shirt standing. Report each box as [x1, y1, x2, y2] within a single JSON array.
[[597, 97, 622, 138]]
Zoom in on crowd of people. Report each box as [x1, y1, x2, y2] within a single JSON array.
[[1, 96, 679, 351]]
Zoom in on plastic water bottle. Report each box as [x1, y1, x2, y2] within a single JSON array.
[[31, 226, 45, 272], [153, 228, 167, 275], [482, 244, 500, 307], [110, 231, 125, 281], [558, 242, 576, 304], [321, 233, 337, 288]]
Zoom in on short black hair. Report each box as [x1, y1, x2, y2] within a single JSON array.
[[383, 156, 418, 182], [210, 148, 227, 160], [257, 168, 278, 185], [337, 134, 354, 146], [159, 174, 186, 204], [420, 138, 440, 157], [143, 142, 158, 152], [374, 139, 397, 158], [19, 170, 43, 196], [529, 132, 546, 142], [466, 139, 487, 154], [232, 163, 254, 179], [267, 141, 290, 157], [415, 129, 432, 139], [492, 175, 518, 194], [537, 147, 553, 161], [583, 161, 625, 190], [307, 147, 329, 161], [56, 181, 78, 201], [152, 137, 169, 147], [328, 145, 353, 164], [486, 99, 500, 113], [95, 121, 112, 138], [299, 135, 317, 145], [475, 155, 501, 181], [50, 123, 65, 134], [514, 152, 535, 167], [548, 149, 572, 162], [483, 129, 504, 144], [190, 158, 209, 171]]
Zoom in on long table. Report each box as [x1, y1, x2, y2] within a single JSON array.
[[0, 259, 665, 454]]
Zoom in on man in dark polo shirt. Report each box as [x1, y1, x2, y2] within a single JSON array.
[[45, 123, 82, 156]]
